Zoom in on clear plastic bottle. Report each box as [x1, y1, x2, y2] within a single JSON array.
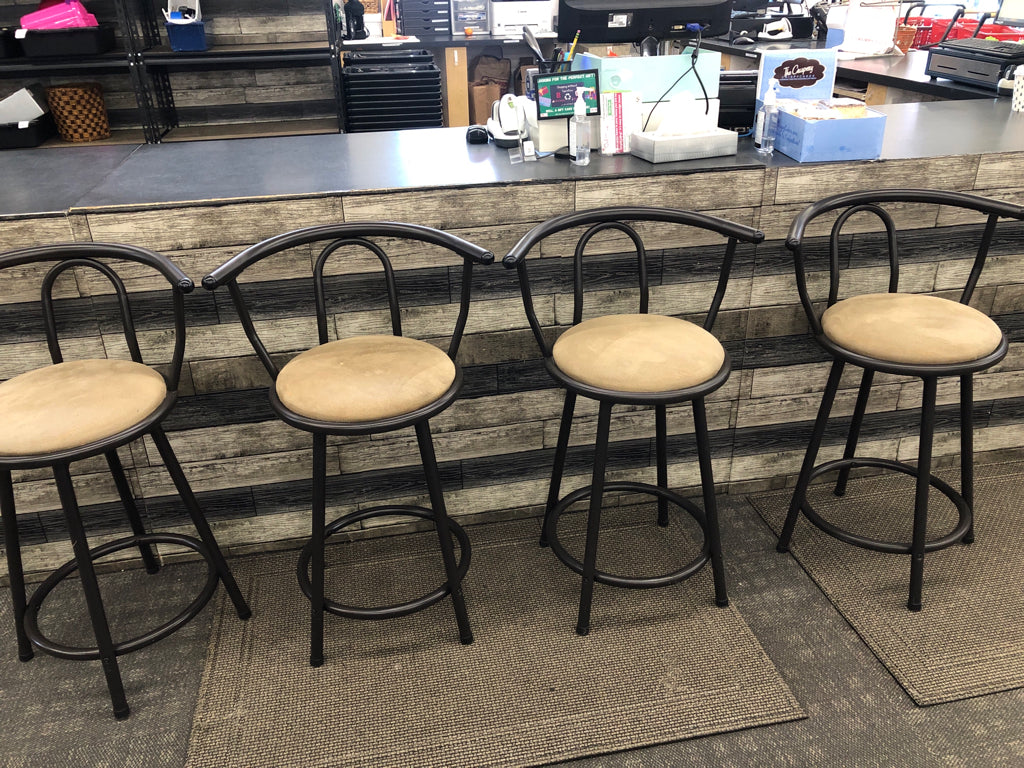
[[569, 86, 591, 166], [754, 78, 780, 156]]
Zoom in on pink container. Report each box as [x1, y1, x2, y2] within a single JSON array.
[[20, 1, 98, 30]]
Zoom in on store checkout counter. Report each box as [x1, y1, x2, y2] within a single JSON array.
[[1, 98, 1023, 569]]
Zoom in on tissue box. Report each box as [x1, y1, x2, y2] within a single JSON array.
[[630, 128, 738, 163], [599, 91, 642, 155]]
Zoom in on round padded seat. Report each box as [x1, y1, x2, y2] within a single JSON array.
[[552, 314, 725, 393], [821, 293, 1004, 365], [276, 334, 457, 423], [0, 359, 167, 456]]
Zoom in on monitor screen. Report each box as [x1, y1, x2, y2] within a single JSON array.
[[996, 0, 1024, 28], [536, 69, 601, 120], [556, 0, 732, 44]]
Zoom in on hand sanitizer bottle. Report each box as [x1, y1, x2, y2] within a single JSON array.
[[569, 86, 591, 166], [754, 78, 780, 155]]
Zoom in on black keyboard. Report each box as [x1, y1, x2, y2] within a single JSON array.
[[936, 37, 1024, 58]]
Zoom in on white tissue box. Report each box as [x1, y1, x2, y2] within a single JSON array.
[[630, 127, 738, 163]]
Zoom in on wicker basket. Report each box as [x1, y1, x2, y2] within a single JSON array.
[[45, 82, 111, 142]]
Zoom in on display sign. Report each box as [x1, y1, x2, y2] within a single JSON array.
[[535, 69, 600, 120]]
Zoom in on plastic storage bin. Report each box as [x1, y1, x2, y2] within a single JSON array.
[[0, 113, 58, 149], [1, 27, 23, 58], [165, 20, 206, 51], [20, 24, 116, 57]]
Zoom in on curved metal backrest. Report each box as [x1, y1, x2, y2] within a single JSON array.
[[786, 188, 1024, 337], [202, 222, 494, 380], [0, 242, 193, 391], [502, 206, 765, 358]]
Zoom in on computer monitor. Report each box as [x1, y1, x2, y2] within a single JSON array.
[[996, 0, 1024, 28], [555, 0, 733, 45], [535, 69, 601, 120]]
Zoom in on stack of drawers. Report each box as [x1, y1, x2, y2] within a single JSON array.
[[396, 0, 452, 37]]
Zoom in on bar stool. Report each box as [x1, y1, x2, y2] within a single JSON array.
[[777, 189, 1024, 611], [203, 223, 493, 665], [503, 206, 764, 635], [0, 243, 251, 719]]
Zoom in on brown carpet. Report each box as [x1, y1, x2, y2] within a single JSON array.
[[185, 509, 804, 767], [750, 460, 1024, 707]]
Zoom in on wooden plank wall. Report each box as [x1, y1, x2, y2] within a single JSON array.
[[2, 153, 1024, 576]]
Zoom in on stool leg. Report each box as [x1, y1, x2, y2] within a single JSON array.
[[834, 369, 874, 497], [0, 469, 34, 662], [53, 463, 129, 720], [542, 392, 577, 548], [104, 450, 160, 574], [656, 405, 669, 528], [415, 421, 473, 645], [908, 376, 937, 612], [960, 374, 975, 545], [778, 359, 846, 553], [309, 432, 326, 667], [149, 427, 250, 621], [577, 401, 612, 636], [694, 398, 728, 607]]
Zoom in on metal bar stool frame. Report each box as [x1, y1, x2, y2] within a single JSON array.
[[503, 206, 765, 635], [203, 222, 494, 666], [776, 188, 1024, 611], [0, 243, 251, 720]]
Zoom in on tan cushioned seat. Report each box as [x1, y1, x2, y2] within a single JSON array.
[[276, 335, 456, 423], [821, 293, 1003, 365], [0, 359, 167, 456], [552, 314, 725, 393]]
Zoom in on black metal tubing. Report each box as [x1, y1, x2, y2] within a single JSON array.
[[503, 206, 764, 360], [0, 242, 249, 718], [297, 507, 472, 620], [24, 532, 218, 660], [780, 189, 1022, 610], [204, 222, 488, 664], [204, 222, 494, 381], [502, 205, 755, 632], [787, 189, 1024, 339]]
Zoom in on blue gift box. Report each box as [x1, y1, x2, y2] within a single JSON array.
[[756, 48, 886, 163]]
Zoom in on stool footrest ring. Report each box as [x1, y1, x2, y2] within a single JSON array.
[[547, 481, 710, 589], [24, 532, 219, 661], [799, 457, 972, 554], [297, 505, 471, 620]]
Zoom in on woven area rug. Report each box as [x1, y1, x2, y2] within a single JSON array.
[[750, 460, 1024, 707], [185, 509, 803, 767]]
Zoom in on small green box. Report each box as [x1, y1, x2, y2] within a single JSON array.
[[571, 49, 720, 102]]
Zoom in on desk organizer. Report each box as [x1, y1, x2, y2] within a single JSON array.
[[20, 24, 116, 57]]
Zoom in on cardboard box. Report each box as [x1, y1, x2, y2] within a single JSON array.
[[599, 90, 642, 155], [572, 49, 721, 102], [756, 48, 885, 163]]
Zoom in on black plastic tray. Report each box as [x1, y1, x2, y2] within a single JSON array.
[[20, 24, 117, 58], [344, 95, 443, 109], [344, 49, 434, 64], [0, 112, 57, 149]]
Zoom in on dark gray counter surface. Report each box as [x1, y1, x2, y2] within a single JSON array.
[[0, 99, 1020, 217]]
